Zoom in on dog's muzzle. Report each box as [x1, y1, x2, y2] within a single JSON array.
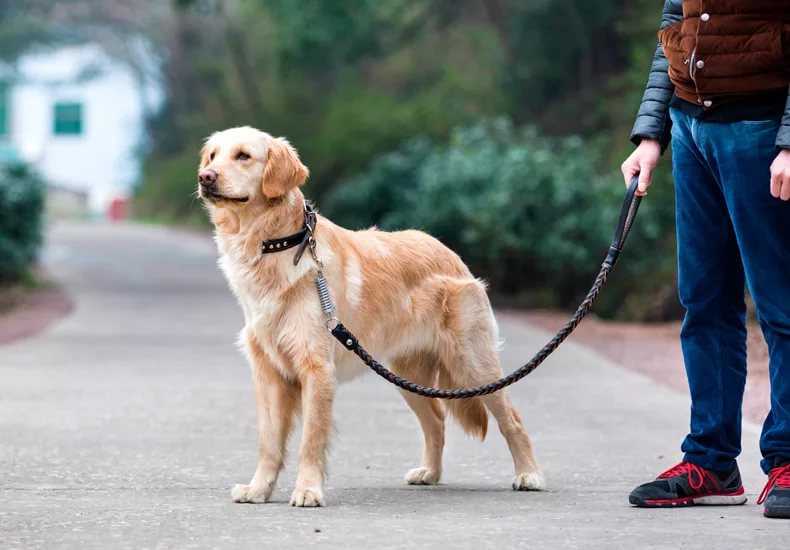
[[197, 170, 248, 203]]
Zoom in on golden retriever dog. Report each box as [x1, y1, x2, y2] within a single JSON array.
[[198, 126, 544, 507]]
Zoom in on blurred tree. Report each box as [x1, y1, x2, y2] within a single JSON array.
[[137, 0, 511, 215], [0, 1, 59, 62], [134, 0, 646, 202], [0, 0, 681, 318]]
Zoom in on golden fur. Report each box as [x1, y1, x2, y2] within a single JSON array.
[[198, 126, 544, 507]]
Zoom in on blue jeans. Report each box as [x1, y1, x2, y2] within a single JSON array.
[[671, 108, 790, 475]]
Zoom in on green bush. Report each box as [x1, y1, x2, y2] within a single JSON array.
[[324, 120, 677, 319], [0, 163, 45, 283]]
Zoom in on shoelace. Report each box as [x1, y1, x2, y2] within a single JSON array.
[[658, 461, 713, 491], [757, 463, 790, 505]]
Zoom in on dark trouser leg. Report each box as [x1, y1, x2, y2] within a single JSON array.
[[671, 109, 747, 473], [697, 118, 790, 474]]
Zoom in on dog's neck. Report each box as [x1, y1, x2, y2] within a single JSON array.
[[211, 189, 306, 262]]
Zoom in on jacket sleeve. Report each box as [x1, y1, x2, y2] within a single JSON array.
[[777, 89, 790, 149], [630, 0, 684, 150]]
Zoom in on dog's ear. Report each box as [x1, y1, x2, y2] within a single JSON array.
[[261, 138, 309, 199]]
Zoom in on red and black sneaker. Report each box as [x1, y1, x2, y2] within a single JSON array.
[[757, 463, 790, 519], [629, 461, 747, 508]]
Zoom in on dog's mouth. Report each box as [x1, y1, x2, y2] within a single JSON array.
[[201, 190, 249, 203]]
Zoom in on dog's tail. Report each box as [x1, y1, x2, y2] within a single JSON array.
[[438, 369, 488, 440]]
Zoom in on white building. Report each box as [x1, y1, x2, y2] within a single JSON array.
[[0, 43, 160, 215]]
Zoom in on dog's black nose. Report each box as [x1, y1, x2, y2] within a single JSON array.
[[198, 169, 218, 188]]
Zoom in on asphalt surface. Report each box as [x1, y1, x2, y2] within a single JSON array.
[[1, 222, 785, 549]]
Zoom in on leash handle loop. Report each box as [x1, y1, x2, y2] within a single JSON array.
[[605, 176, 642, 268]]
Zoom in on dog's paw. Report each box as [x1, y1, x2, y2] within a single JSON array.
[[289, 486, 324, 507], [405, 467, 440, 485], [512, 470, 546, 491], [231, 483, 272, 503]]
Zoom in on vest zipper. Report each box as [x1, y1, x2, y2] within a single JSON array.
[[691, 5, 703, 104], [688, 46, 702, 104]]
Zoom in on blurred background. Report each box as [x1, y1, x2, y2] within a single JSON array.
[[0, 0, 679, 321]]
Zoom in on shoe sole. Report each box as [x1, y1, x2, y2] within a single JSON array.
[[630, 488, 747, 508], [764, 506, 790, 519]]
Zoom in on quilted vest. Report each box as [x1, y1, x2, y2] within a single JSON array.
[[659, 0, 790, 108]]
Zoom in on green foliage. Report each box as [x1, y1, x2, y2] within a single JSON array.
[[325, 120, 677, 319], [323, 137, 433, 229], [0, 163, 45, 283], [133, 0, 662, 214], [501, 0, 625, 118], [136, 1, 509, 223], [0, 0, 684, 317], [264, 0, 385, 71], [134, 148, 208, 227], [37, 0, 673, 320]]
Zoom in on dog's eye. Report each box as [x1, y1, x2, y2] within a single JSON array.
[[235, 152, 250, 161], [210, 152, 216, 161]]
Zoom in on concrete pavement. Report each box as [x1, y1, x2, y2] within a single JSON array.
[[0, 222, 784, 549]]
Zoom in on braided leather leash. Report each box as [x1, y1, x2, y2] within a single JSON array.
[[313, 177, 643, 399]]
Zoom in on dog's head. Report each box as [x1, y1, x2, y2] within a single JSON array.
[[197, 127, 309, 208]]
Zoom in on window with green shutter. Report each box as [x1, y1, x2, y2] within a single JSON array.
[[0, 82, 8, 137], [53, 102, 83, 135]]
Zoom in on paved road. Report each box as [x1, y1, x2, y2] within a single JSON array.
[[1, 222, 784, 549]]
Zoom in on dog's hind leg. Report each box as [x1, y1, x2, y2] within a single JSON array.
[[437, 278, 544, 491], [482, 391, 545, 491], [233, 330, 299, 503], [393, 353, 446, 485]]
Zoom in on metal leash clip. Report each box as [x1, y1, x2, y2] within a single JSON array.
[[304, 204, 339, 331]]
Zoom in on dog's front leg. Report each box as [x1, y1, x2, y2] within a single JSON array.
[[290, 359, 335, 507], [232, 332, 298, 503]]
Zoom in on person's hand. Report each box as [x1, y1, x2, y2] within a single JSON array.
[[621, 139, 661, 196], [770, 149, 790, 201]]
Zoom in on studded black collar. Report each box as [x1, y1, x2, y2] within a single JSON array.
[[260, 202, 317, 266]]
